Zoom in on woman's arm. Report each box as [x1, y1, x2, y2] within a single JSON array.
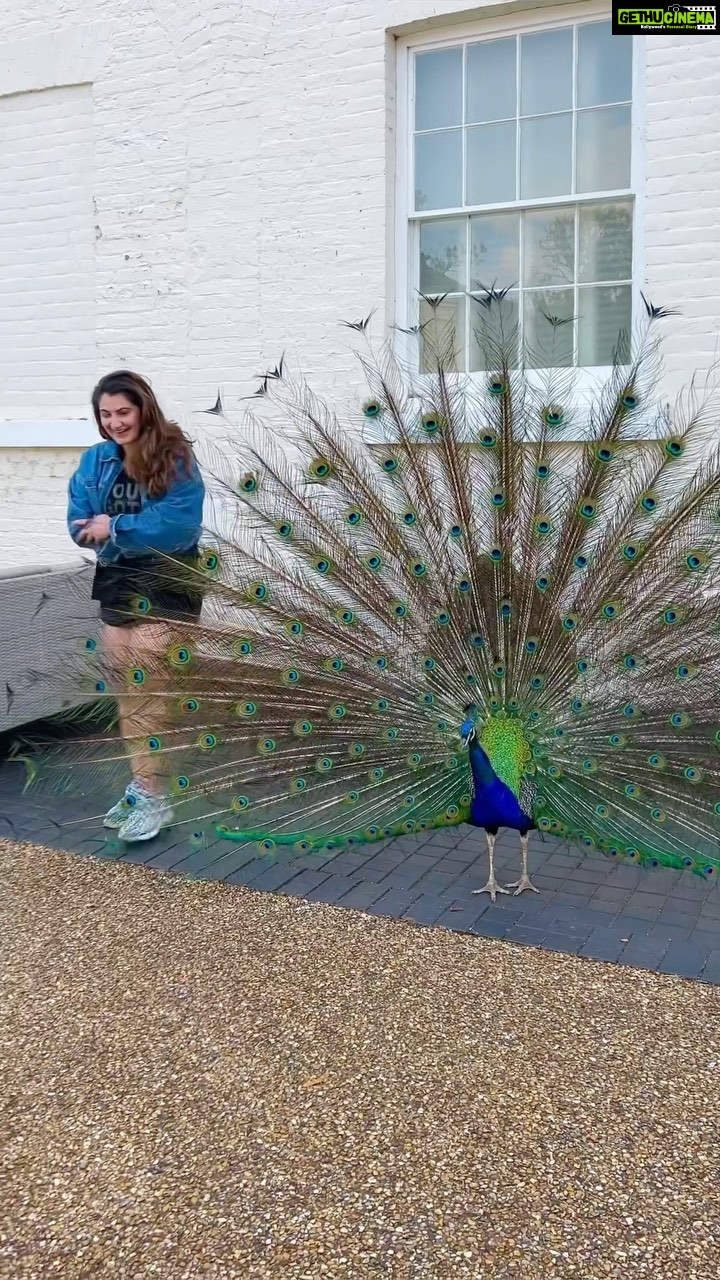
[[67, 465, 99, 547], [109, 463, 205, 555]]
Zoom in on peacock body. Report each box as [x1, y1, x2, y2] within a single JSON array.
[[20, 296, 720, 896]]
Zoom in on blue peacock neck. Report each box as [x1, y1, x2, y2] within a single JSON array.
[[467, 737, 497, 790]]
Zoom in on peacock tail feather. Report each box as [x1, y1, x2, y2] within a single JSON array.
[[17, 295, 720, 877]]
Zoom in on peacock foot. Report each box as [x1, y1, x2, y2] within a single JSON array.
[[472, 877, 510, 903], [506, 874, 540, 897]]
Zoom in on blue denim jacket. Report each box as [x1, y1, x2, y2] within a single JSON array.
[[67, 440, 205, 565]]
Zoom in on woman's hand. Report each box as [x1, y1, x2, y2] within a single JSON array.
[[73, 515, 112, 544]]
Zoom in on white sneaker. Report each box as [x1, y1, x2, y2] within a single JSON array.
[[118, 792, 175, 842], [104, 780, 146, 829]]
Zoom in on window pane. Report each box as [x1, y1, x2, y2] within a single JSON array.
[[579, 201, 633, 283], [415, 48, 463, 131], [524, 208, 574, 287], [420, 295, 465, 372], [576, 106, 631, 193], [470, 213, 519, 291], [420, 219, 466, 293], [520, 29, 572, 116], [470, 290, 519, 371], [466, 122, 516, 205], [524, 289, 574, 368], [578, 285, 631, 365], [578, 22, 632, 108], [520, 115, 572, 199], [467, 38, 516, 123], [415, 130, 463, 210]]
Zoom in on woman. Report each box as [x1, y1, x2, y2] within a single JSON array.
[[67, 370, 205, 842]]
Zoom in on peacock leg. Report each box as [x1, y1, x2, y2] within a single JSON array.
[[506, 833, 539, 896], [472, 832, 509, 903]]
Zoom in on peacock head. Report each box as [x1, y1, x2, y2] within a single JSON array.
[[460, 703, 478, 748]]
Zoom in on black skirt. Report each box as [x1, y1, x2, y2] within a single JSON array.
[[92, 554, 204, 627]]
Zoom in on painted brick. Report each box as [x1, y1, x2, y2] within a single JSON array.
[[0, 5, 718, 571]]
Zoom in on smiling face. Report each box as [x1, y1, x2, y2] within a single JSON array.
[[98, 393, 142, 447]]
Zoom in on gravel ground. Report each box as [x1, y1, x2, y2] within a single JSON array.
[[1, 838, 719, 1280]]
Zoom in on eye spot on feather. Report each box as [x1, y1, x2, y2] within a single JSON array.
[[315, 757, 333, 773], [449, 524, 463, 539], [345, 508, 363, 527], [535, 518, 553, 537], [291, 777, 307, 793], [173, 775, 190, 793], [536, 462, 550, 480], [535, 575, 550, 593], [364, 552, 383, 572], [651, 807, 666, 823], [488, 545, 504, 562], [328, 704, 346, 720], [492, 663, 506, 679], [595, 444, 614, 463], [491, 490, 506, 508], [369, 767, 384, 781], [639, 492, 658, 513], [582, 759, 597, 773], [233, 637, 254, 655], [401, 509, 418, 526], [625, 783, 641, 798], [348, 742, 365, 759], [411, 560, 427, 577], [456, 579, 472, 594], [561, 614, 578, 632], [665, 437, 684, 457], [308, 457, 332, 480], [435, 610, 451, 626], [146, 736, 162, 752], [529, 674, 546, 690], [609, 734, 626, 748], [95, 680, 107, 693], [684, 766, 703, 784], [168, 645, 191, 667], [576, 659, 588, 673], [130, 667, 146, 685], [480, 432, 497, 449], [256, 737, 275, 754], [372, 698, 390, 712], [600, 600, 622, 620], [275, 519, 293, 538], [363, 400, 381, 419], [232, 795, 250, 812], [200, 550, 220, 573], [239, 472, 257, 493], [685, 550, 709, 572], [469, 633, 485, 649], [488, 376, 506, 396], [182, 697, 199, 713], [578, 499, 597, 520], [620, 389, 638, 410], [381, 455, 399, 473], [237, 700, 258, 717], [85, 637, 97, 651], [648, 753, 667, 769], [337, 609, 356, 625], [422, 413, 443, 435], [544, 406, 563, 426], [199, 733, 218, 750], [293, 720, 313, 736], [281, 668, 300, 686], [390, 601, 408, 618], [670, 711, 692, 728], [247, 581, 269, 602], [313, 556, 332, 575]]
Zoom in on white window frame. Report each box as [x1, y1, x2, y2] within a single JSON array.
[[394, 2, 646, 404]]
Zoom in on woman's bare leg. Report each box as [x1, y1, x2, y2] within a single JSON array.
[[103, 620, 176, 795]]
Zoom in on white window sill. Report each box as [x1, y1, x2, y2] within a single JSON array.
[[0, 420, 98, 447]]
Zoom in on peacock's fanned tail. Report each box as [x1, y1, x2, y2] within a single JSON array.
[[17, 296, 720, 878]]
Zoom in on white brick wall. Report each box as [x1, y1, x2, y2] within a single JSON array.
[[0, 0, 719, 569]]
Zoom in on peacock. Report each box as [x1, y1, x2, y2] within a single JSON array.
[[17, 294, 720, 899]]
